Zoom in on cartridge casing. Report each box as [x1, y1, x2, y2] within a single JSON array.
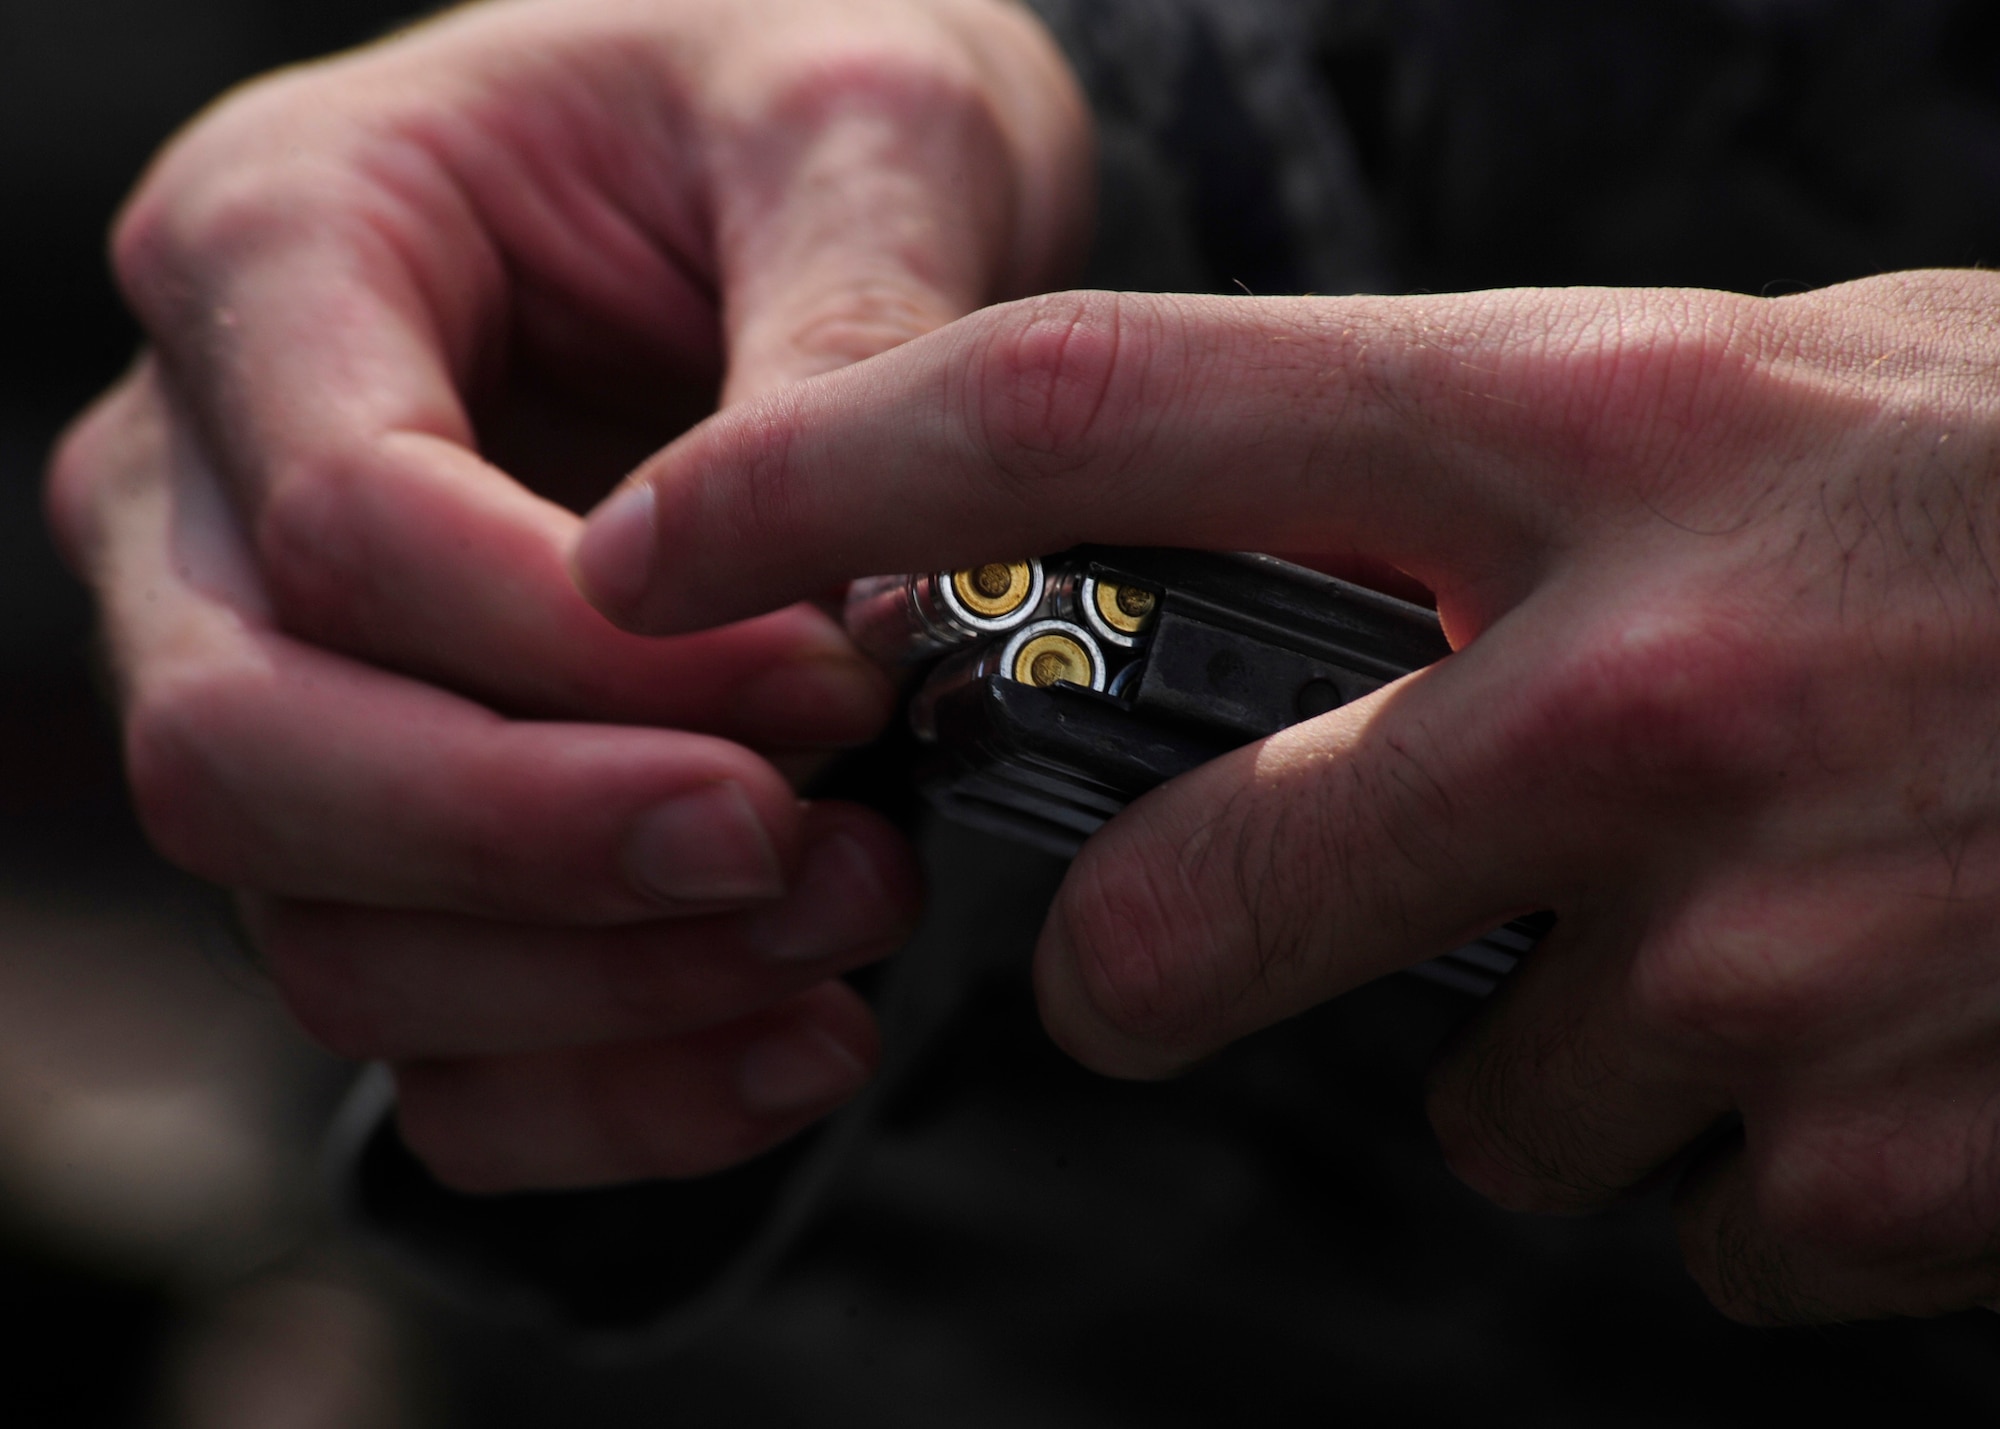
[[845, 560, 1046, 663], [1045, 567, 1162, 649], [909, 617, 1107, 741]]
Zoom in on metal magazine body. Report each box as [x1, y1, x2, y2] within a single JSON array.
[[852, 547, 1550, 994]]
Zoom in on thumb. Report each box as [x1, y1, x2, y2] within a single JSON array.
[[707, 35, 1091, 404], [1032, 640, 1600, 1079]]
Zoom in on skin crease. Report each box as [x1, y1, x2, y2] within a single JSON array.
[[572, 274, 2000, 1323], [48, 0, 1090, 1190]]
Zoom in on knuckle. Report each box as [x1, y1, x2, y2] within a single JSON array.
[[1049, 754, 1416, 1069], [1296, 732, 1454, 919], [1427, 1023, 1618, 1214], [1681, 1225, 1804, 1327], [106, 168, 206, 325], [698, 404, 807, 557], [777, 283, 960, 370], [108, 197, 170, 314], [1629, 903, 1851, 1050], [747, 35, 990, 136], [1220, 730, 1459, 971], [1052, 782, 1319, 1061], [1226, 783, 1349, 991], [1431, 1119, 1574, 1213], [112, 150, 279, 325], [1524, 607, 1795, 803], [1566, 299, 1753, 438], [1056, 828, 1222, 1052], [964, 292, 1159, 489], [1484, 290, 1770, 490]]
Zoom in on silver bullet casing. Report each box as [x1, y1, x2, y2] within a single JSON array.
[[909, 618, 1108, 741], [844, 560, 1048, 663], [1043, 567, 1161, 650]]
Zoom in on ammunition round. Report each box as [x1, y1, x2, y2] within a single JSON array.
[[951, 562, 1032, 618], [999, 620, 1107, 692], [1079, 574, 1157, 647], [907, 615, 1106, 740], [845, 558, 1046, 663], [943, 560, 1043, 628]]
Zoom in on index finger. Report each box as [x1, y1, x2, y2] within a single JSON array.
[[572, 287, 1783, 636]]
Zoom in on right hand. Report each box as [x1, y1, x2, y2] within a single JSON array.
[[47, 0, 1093, 1190], [566, 274, 2000, 1321]]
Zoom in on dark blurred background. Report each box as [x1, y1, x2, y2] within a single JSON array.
[[0, 4, 418, 1425]]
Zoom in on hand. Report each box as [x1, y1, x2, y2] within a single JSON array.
[[572, 273, 2000, 1320], [50, 0, 1091, 1189]]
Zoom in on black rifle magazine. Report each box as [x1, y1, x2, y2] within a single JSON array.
[[891, 547, 1550, 995]]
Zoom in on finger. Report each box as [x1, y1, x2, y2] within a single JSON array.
[[1025, 625, 1583, 1078], [573, 286, 1792, 634], [112, 51, 889, 741], [57, 373, 825, 923], [1676, 1087, 2000, 1324], [395, 982, 879, 1191], [1024, 575, 1795, 1079], [254, 802, 921, 1059], [709, 0, 1091, 403], [1424, 906, 1735, 1213], [1420, 779, 2000, 1220], [1648, 872, 2000, 1322]]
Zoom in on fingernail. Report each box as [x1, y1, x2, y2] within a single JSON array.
[[737, 1023, 869, 1115], [623, 782, 784, 906], [573, 481, 656, 616], [742, 832, 898, 962]]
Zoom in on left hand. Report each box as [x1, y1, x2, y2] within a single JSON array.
[[52, 0, 1092, 1191], [571, 273, 2000, 1321], [52, 363, 924, 1190]]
